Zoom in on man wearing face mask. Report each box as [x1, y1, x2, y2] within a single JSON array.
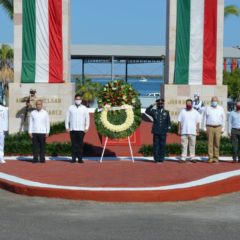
[[29, 100, 50, 163], [178, 99, 201, 163], [228, 101, 240, 163], [203, 96, 225, 163], [65, 94, 90, 163], [145, 99, 171, 163]]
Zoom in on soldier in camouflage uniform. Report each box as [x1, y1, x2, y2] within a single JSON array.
[[20, 89, 37, 131], [145, 99, 171, 163]]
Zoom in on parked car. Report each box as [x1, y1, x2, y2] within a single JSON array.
[[147, 92, 160, 98]]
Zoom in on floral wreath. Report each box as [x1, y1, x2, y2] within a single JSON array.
[[94, 80, 141, 139]]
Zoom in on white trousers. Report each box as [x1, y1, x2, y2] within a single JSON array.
[[0, 133, 5, 160], [181, 134, 196, 160]]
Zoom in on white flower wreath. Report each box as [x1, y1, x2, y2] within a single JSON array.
[[100, 104, 134, 133]]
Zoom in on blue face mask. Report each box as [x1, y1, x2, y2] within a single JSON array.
[[211, 101, 218, 107]]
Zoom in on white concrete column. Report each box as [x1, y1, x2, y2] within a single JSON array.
[[13, 0, 71, 83]]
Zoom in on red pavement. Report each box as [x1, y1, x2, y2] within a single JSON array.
[[0, 160, 239, 188], [1, 160, 240, 202], [2, 115, 238, 202], [47, 114, 180, 157]]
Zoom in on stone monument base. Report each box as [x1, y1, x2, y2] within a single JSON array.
[[160, 84, 228, 122], [8, 83, 75, 134]]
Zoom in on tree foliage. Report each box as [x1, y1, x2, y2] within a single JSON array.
[[224, 5, 240, 18], [75, 76, 101, 107], [0, 44, 13, 68], [223, 69, 240, 101], [0, 0, 13, 20]]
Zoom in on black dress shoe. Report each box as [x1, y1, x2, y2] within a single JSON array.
[[40, 160, 46, 163], [78, 159, 84, 163], [71, 160, 77, 163]]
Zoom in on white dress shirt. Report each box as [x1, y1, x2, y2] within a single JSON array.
[[228, 111, 240, 133], [0, 105, 8, 133], [203, 105, 225, 131], [178, 108, 201, 135], [65, 104, 90, 131], [29, 109, 50, 134]]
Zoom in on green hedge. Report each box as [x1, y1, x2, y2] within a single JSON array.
[[4, 131, 95, 156], [139, 140, 233, 157], [5, 141, 95, 156], [49, 122, 65, 135]]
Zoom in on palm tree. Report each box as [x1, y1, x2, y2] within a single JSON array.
[[224, 5, 240, 18], [0, 44, 13, 68], [76, 77, 101, 107], [0, 44, 13, 105], [0, 0, 13, 20]]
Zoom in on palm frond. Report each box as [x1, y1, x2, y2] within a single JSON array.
[[224, 5, 240, 18], [0, 0, 13, 20]]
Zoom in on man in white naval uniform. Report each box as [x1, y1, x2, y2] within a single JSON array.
[[193, 93, 205, 114], [0, 103, 8, 163]]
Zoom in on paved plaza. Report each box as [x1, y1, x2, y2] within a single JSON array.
[[0, 189, 240, 240]]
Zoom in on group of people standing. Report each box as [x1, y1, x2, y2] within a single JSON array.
[[146, 94, 240, 164], [0, 92, 240, 164], [28, 94, 89, 163], [0, 94, 89, 164]]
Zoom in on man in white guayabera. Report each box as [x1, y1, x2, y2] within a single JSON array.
[[0, 102, 8, 164], [203, 96, 225, 163], [65, 94, 90, 163], [29, 100, 50, 163], [178, 99, 201, 163]]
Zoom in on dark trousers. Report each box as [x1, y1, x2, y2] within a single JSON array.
[[231, 129, 240, 161], [32, 133, 46, 162], [153, 134, 167, 162], [70, 131, 85, 161]]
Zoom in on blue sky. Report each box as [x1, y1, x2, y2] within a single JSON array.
[[0, 0, 239, 75], [1, 0, 239, 46]]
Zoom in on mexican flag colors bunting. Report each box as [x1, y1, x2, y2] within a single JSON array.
[[174, 0, 218, 85], [21, 0, 63, 83]]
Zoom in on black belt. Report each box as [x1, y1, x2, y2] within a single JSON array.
[[206, 125, 221, 128]]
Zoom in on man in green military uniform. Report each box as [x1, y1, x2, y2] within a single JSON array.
[[145, 99, 171, 163]]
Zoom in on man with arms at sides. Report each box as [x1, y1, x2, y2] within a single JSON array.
[[203, 96, 225, 163], [29, 100, 50, 163], [228, 101, 240, 163], [65, 94, 90, 163], [145, 99, 171, 163], [178, 99, 201, 163], [0, 102, 8, 164]]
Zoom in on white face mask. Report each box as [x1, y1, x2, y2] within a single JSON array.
[[75, 99, 82, 105], [211, 101, 218, 107]]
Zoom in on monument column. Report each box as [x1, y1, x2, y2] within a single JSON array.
[[10, 0, 74, 134], [162, 0, 227, 122]]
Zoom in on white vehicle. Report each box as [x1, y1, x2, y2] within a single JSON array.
[[147, 92, 160, 97]]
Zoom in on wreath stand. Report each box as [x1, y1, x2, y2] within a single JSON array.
[[100, 137, 134, 163]]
